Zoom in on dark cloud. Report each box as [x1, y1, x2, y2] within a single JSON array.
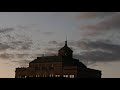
[[74, 50, 120, 64], [80, 13, 120, 31], [71, 39, 120, 64], [77, 12, 116, 19], [0, 27, 33, 51], [0, 40, 33, 51], [0, 27, 15, 33], [71, 40, 120, 52], [0, 43, 12, 51], [47, 40, 120, 64], [48, 41, 58, 45], [0, 53, 15, 59]]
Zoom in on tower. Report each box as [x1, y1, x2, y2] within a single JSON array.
[[58, 39, 73, 58]]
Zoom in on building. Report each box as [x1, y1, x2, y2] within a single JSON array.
[[15, 40, 102, 78]]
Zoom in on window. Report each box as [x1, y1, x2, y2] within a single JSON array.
[[49, 74, 51, 77], [36, 75, 39, 77], [70, 75, 74, 78], [66, 75, 68, 78], [43, 75, 46, 77], [63, 75, 68, 78], [49, 74, 53, 77], [55, 75, 60, 77]]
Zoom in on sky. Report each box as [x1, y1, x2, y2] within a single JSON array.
[[0, 12, 120, 78]]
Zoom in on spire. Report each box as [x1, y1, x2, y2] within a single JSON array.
[[65, 35, 67, 46]]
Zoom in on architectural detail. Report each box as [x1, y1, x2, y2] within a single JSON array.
[[15, 40, 102, 78]]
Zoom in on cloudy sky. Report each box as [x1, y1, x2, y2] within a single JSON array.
[[0, 12, 120, 78]]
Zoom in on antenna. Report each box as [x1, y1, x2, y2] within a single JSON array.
[[66, 34, 67, 42], [65, 33, 67, 46]]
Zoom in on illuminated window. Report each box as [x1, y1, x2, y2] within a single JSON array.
[[55, 75, 60, 77], [49, 74, 53, 77], [51, 74, 54, 77], [43, 75, 46, 77], [70, 75, 74, 78], [63, 75, 66, 77], [63, 75, 68, 78], [66, 75, 68, 78]]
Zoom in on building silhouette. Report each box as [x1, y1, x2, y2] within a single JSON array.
[[15, 40, 102, 78]]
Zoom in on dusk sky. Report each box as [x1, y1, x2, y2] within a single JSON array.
[[0, 12, 120, 78]]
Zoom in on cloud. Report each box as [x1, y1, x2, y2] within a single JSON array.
[[74, 51, 120, 63], [17, 25, 30, 29], [5, 34, 15, 41], [16, 24, 38, 30], [71, 39, 120, 64], [44, 47, 59, 55], [15, 54, 42, 59], [77, 12, 116, 19], [0, 43, 12, 51], [0, 36, 33, 51], [42, 32, 54, 35], [0, 53, 15, 59], [0, 40, 33, 51], [0, 27, 15, 33], [48, 40, 65, 47], [70, 40, 119, 51], [12, 54, 43, 66], [11, 40, 33, 50], [12, 60, 31, 67], [47, 39, 120, 64], [79, 13, 120, 31], [48, 41, 58, 45]]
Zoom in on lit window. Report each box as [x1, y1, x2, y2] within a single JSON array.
[[49, 74, 53, 77], [55, 75, 60, 77], [70, 75, 74, 78], [63, 75, 66, 77], [66, 75, 68, 78], [43, 74, 46, 77], [63, 75, 68, 78], [51, 74, 54, 77]]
